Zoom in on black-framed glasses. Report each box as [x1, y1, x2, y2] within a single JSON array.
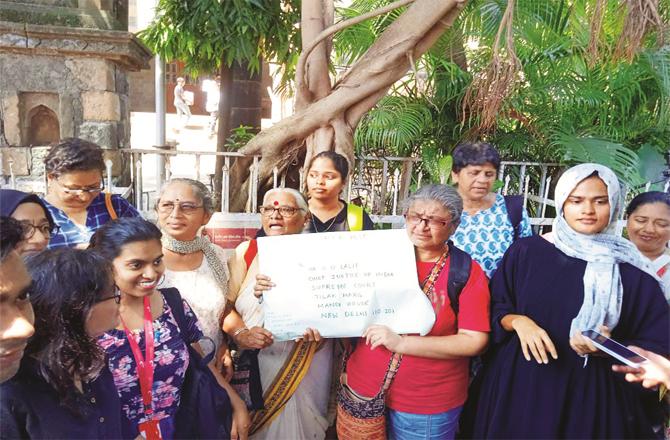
[[157, 202, 204, 214], [19, 221, 59, 240], [259, 205, 303, 217], [97, 287, 121, 304], [404, 213, 450, 228], [57, 178, 105, 195]]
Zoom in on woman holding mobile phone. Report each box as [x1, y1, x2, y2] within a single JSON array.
[[464, 164, 668, 438]]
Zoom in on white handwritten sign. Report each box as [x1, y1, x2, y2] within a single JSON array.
[[257, 229, 436, 341]]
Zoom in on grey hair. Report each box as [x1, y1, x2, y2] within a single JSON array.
[[156, 178, 214, 214], [401, 184, 463, 227], [263, 188, 309, 213]]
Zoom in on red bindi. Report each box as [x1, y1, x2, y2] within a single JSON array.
[[273, 200, 279, 206]]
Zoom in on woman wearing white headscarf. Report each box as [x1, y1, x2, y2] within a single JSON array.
[[466, 164, 668, 438]]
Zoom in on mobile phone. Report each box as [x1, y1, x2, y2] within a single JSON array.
[[581, 330, 648, 368]]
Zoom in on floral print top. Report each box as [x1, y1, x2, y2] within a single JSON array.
[[451, 193, 533, 278], [98, 290, 203, 439]]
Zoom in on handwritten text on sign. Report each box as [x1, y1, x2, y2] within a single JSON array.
[[257, 229, 436, 341]]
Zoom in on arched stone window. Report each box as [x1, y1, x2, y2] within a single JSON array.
[[27, 105, 60, 146]]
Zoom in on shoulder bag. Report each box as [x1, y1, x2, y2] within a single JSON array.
[[162, 288, 233, 439], [335, 248, 448, 439]]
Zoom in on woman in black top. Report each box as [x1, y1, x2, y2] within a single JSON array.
[[305, 151, 374, 233], [0, 248, 122, 439]]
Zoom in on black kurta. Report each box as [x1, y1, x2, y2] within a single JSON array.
[[470, 235, 668, 439]]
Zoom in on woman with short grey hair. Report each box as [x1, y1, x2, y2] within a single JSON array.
[[340, 184, 491, 439], [157, 178, 230, 358]]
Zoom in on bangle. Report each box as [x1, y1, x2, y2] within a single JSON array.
[[232, 327, 249, 338]]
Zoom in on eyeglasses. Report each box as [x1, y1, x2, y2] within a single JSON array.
[[97, 287, 121, 304], [157, 202, 204, 214], [57, 178, 105, 195], [19, 221, 58, 239], [405, 213, 450, 228], [259, 205, 303, 217]]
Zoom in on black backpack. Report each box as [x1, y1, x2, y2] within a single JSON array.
[[446, 240, 472, 324], [503, 195, 524, 241]]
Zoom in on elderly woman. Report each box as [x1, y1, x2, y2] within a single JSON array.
[[158, 178, 229, 351], [223, 188, 331, 439], [450, 142, 533, 278], [625, 191, 670, 301], [42, 138, 139, 249], [468, 164, 668, 438], [340, 184, 491, 439], [0, 189, 56, 257]]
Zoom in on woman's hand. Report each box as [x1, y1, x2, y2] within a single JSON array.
[[215, 346, 234, 381], [254, 274, 275, 299], [229, 392, 250, 440], [570, 325, 610, 357], [611, 346, 670, 389], [297, 328, 322, 342], [510, 316, 558, 364], [236, 326, 274, 350], [363, 325, 403, 352]]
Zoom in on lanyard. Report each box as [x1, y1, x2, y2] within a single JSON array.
[[122, 296, 156, 419]]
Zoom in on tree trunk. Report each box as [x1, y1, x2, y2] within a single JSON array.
[[227, 0, 468, 211]]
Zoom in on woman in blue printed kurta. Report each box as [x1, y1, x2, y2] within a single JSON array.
[[98, 294, 203, 438], [451, 193, 532, 278], [449, 142, 532, 278], [91, 218, 249, 439], [42, 138, 139, 249]]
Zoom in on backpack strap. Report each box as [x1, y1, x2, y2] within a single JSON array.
[[162, 287, 215, 365], [244, 239, 258, 270], [346, 203, 363, 232], [162, 287, 186, 329], [504, 195, 523, 241], [446, 241, 472, 325], [104, 193, 118, 220]]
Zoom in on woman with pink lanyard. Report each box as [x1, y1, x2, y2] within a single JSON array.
[[91, 218, 249, 439]]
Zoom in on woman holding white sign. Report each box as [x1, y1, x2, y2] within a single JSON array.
[[467, 164, 668, 438], [223, 188, 331, 439], [338, 184, 491, 440]]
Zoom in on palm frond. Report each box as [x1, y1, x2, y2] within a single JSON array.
[[552, 132, 645, 187]]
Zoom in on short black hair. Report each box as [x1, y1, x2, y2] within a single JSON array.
[[44, 138, 105, 177], [308, 151, 350, 179], [625, 191, 670, 217], [0, 216, 24, 261], [452, 142, 501, 173], [89, 217, 162, 261]]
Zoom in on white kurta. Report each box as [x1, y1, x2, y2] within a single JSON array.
[[164, 245, 229, 348]]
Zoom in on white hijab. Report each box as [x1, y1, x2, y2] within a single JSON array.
[[552, 164, 658, 338]]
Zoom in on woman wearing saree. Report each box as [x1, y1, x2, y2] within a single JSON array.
[[223, 188, 332, 439]]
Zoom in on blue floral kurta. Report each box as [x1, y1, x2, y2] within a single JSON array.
[[451, 193, 533, 278], [98, 291, 203, 439]]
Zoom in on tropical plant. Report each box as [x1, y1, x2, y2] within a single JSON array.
[[334, 0, 670, 189]]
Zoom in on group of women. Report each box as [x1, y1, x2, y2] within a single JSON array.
[[0, 137, 668, 439]]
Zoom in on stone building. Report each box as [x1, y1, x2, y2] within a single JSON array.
[[0, 0, 151, 188]]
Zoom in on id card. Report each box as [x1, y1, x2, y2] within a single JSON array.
[[138, 419, 162, 440]]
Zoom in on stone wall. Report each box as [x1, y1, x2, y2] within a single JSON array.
[[0, 17, 151, 185], [128, 57, 155, 112], [1, 53, 131, 150]]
